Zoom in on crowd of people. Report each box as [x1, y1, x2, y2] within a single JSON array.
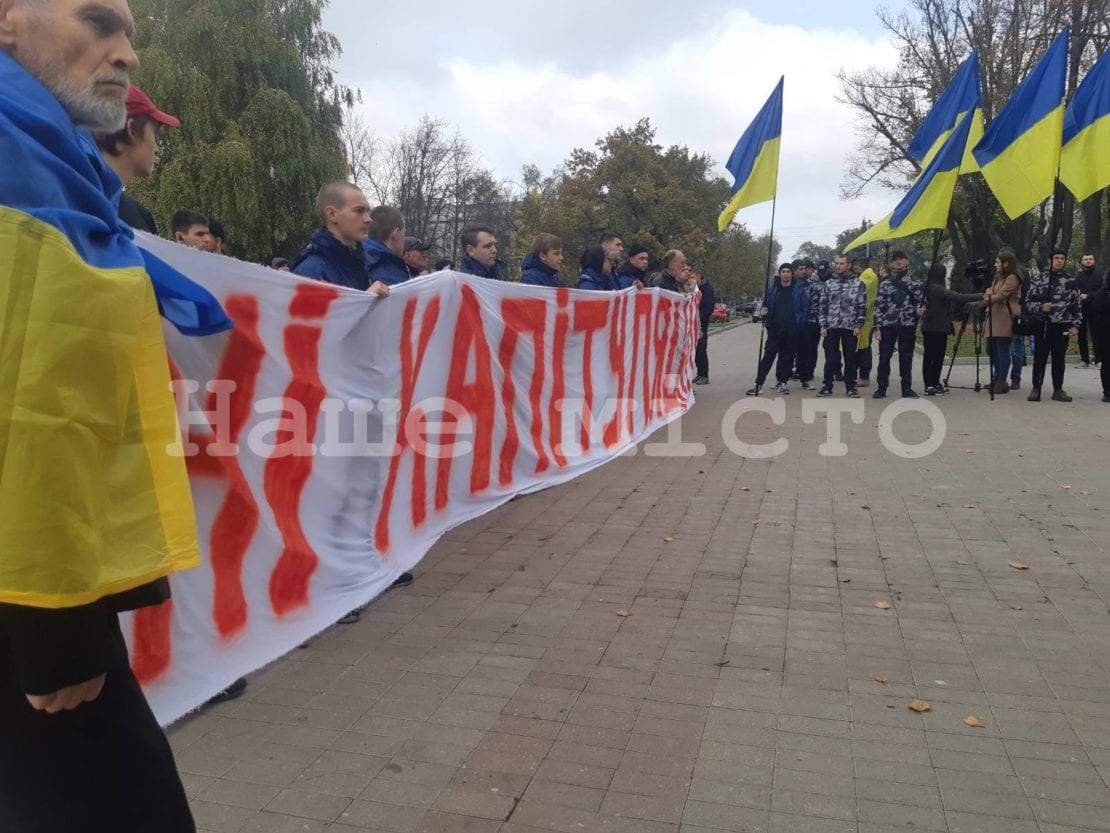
[[746, 249, 1110, 403]]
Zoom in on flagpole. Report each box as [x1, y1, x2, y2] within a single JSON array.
[[754, 195, 778, 376]]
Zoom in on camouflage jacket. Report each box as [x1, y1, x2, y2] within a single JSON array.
[[820, 275, 867, 330], [874, 270, 925, 328], [1025, 269, 1080, 327]]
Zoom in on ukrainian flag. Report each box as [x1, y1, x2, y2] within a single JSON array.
[[0, 51, 230, 608], [718, 77, 783, 232], [845, 107, 975, 251], [907, 51, 984, 173], [973, 29, 1069, 219], [1060, 49, 1110, 202]]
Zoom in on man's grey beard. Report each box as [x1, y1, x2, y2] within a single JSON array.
[[31, 60, 129, 131]]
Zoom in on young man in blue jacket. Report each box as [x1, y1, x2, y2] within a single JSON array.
[[747, 264, 809, 396], [520, 233, 564, 286], [364, 205, 410, 286], [292, 182, 389, 296]]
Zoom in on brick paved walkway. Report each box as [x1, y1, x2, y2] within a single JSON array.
[[173, 323, 1110, 833]]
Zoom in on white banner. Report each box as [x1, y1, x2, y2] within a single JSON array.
[[125, 235, 698, 725]]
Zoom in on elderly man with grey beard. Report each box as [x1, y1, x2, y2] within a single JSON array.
[[0, 1, 204, 830]]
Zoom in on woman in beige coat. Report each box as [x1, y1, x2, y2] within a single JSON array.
[[982, 249, 1022, 393]]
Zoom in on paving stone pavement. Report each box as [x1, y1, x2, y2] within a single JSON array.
[[171, 323, 1110, 833]]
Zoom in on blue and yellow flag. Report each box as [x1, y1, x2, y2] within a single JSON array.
[[1060, 49, 1110, 202], [718, 78, 783, 232], [907, 51, 984, 172], [973, 29, 1069, 219], [844, 107, 975, 250], [0, 51, 230, 608]]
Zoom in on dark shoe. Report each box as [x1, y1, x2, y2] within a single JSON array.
[[1102, 394, 1110, 402], [834, 372, 844, 382], [1052, 389, 1072, 402], [693, 375, 709, 385], [1028, 387, 1041, 402], [924, 386, 938, 396], [873, 389, 887, 400], [817, 386, 833, 397], [206, 677, 248, 704], [776, 382, 790, 395], [746, 384, 762, 396], [1010, 380, 1021, 390], [846, 387, 860, 399], [936, 385, 949, 396], [800, 380, 814, 390], [390, 572, 415, 589], [902, 389, 919, 399], [338, 608, 362, 624]]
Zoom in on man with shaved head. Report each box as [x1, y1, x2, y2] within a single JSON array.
[[292, 180, 390, 295], [0, 0, 215, 829]]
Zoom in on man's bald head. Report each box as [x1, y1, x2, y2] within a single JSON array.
[[0, 0, 139, 131]]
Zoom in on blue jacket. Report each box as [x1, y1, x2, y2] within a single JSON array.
[[520, 253, 562, 287], [577, 267, 618, 291], [292, 228, 369, 291], [363, 239, 410, 286], [460, 254, 504, 280], [761, 279, 810, 327], [616, 263, 646, 289]]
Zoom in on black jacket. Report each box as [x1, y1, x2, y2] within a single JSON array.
[[292, 228, 370, 291], [118, 192, 158, 234], [652, 270, 684, 293], [616, 262, 646, 289], [698, 280, 717, 328]]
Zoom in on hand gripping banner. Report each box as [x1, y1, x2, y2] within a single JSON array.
[[124, 234, 698, 724]]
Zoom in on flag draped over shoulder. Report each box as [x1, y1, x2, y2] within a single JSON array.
[[718, 77, 783, 232], [907, 51, 985, 173], [845, 107, 975, 251], [0, 51, 230, 609], [973, 29, 1069, 219], [1060, 49, 1110, 202]]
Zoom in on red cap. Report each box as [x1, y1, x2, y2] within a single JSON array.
[[126, 85, 181, 128]]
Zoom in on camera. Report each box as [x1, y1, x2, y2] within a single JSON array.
[[963, 259, 990, 290]]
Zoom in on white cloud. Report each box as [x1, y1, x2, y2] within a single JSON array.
[[335, 6, 904, 259]]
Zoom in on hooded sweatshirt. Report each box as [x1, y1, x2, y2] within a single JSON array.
[[293, 228, 369, 291], [520, 252, 562, 287], [364, 239, 410, 286]]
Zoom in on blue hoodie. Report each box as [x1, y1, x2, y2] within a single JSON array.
[[292, 228, 369, 291], [363, 239, 410, 286], [460, 254, 504, 280], [520, 253, 562, 287], [577, 267, 618, 291]]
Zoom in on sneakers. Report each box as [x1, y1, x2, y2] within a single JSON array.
[[1010, 380, 1021, 390], [902, 389, 919, 399], [1051, 389, 1073, 402], [206, 677, 248, 704], [1028, 387, 1041, 402], [693, 375, 709, 385], [936, 385, 949, 396], [873, 389, 887, 400], [776, 382, 790, 395], [989, 381, 1009, 394], [1103, 394, 1110, 403], [391, 572, 415, 589], [1079, 362, 1091, 368], [746, 384, 762, 396], [816, 386, 833, 397], [846, 388, 861, 399], [924, 386, 939, 396], [800, 380, 814, 390]]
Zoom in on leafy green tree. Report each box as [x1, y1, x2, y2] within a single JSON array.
[[127, 0, 351, 262], [793, 241, 838, 263]]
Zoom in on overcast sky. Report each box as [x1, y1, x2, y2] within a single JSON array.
[[323, 0, 907, 259]]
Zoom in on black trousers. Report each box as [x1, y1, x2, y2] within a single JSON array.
[[1031, 323, 1070, 391], [1078, 309, 1099, 363], [856, 330, 873, 381], [695, 328, 709, 378], [0, 616, 195, 833], [822, 328, 858, 389], [797, 322, 821, 381], [877, 325, 917, 392], [922, 331, 948, 389], [756, 326, 798, 385]]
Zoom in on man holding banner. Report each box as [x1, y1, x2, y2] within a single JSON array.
[[0, 0, 229, 829]]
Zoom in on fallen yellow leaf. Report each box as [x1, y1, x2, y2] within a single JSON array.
[[874, 675, 889, 685], [741, 486, 751, 492], [963, 504, 976, 509], [955, 560, 970, 566], [874, 601, 892, 610], [964, 449, 975, 454], [752, 519, 761, 526], [616, 610, 631, 618], [909, 700, 932, 713], [1061, 485, 1073, 491], [963, 716, 985, 728], [1081, 491, 1091, 496], [663, 536, 674, 543], [1009, 561, 1029, 571]]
